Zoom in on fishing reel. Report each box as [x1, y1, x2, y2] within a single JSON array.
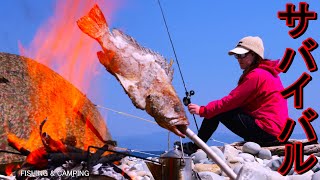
[[183, 90, 195, 106]]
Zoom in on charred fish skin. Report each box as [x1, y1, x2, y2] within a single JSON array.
[[77, 5, 189, 136]]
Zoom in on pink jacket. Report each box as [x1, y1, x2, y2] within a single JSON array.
[[199, 60, 288, 137]]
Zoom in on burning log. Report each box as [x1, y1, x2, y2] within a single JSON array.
[[6, 119, 131, 179], [0, 52, 112, 165]]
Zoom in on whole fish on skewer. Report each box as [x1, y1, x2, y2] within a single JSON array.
[[77, 4, 189, 137]]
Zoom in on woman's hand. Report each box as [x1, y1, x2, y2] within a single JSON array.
[[188, 103, 200, 115]]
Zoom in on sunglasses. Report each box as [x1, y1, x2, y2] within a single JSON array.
[[234, 52, 250, 59]]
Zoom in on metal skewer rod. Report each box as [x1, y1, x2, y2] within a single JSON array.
[[184, 128, 237, 180]]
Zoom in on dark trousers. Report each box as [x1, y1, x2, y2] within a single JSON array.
[[197, 108, 278, 144]]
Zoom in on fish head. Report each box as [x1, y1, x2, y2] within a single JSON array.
[[145, 91, 189, 137]]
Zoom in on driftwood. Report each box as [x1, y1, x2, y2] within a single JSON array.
[[230, 139, 320, 156]]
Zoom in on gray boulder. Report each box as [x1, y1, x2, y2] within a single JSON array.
[[242, 142, 261, 155], [258, 149, 272, 160]]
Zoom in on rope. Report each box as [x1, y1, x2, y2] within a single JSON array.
[[129, 149, 160, 157], [95, 104, 228, 145], [95, 104, 157, 124]]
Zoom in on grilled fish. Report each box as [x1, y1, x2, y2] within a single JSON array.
[[77, 4, 189, 137]]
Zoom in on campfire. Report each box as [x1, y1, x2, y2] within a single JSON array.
[[4, 118, 136, 179]]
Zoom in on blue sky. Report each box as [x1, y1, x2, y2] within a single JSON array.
[[1, 0, 319, 150]]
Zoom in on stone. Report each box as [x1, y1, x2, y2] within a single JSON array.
[[223, 144, 241, 161], [192, 149, 208, 164], [210, 146, 225, 162], [312, 170, 320, 180], [198, 172, 225, 180], [263, 159, 271, 166], [136, 170, 148, 177], [258, 148, 272, 160], [242, 142, 261, 155], [238, 153, 255, 162], [202, 159, 215, 164], [0, 53, 112, 165], [223, 144, 242, 170], [130, 163, 144, 171], [194, 163, 221, 174], [233, 164, 243, 175], [237, 162, 287, 180], [142, 176, 151, 180], [255, 157, 264, 165], [312, 162, 320, 172], [289, 170, 314, 180], [199, 158, 210, 164], [266, 157, 284, 171], [228, 157, 244, 164]]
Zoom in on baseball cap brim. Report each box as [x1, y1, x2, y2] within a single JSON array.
[[228, 46, 249, 55]]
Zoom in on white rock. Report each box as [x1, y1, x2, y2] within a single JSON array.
[[192, 149, 207, 164], [289, 170, 314, 180], [136, 170, 148, 177], [228, 157, 244, 164], [233, 164, 244, 174], [142, 176, 151, 180], [92, 163, 103, 172], [198, 171, 225, 180], [223, 144, 241, 161], [312, 170, 320, 180], [263, 159, 271, 166], [255, 157, 264, 165], [118, 164, 130, 171], [130, 163, 144, 171], [237, 162, 287, 180], [238, 153, 255, 162], [272, 155, 280, 160]]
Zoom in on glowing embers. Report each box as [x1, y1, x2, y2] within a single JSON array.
[[6, 119, 128, 179]]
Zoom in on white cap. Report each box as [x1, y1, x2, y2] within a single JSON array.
[[228, 36, 264, 59]]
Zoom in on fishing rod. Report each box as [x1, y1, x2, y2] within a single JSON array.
[[156, 0, 199, 131]]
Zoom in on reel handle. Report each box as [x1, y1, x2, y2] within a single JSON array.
[[183, 90, 195, 106]]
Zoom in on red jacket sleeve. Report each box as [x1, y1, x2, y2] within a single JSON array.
[[199, 71, 259, 119]]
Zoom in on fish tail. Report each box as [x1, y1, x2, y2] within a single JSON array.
[[77, 4, 109, 40]]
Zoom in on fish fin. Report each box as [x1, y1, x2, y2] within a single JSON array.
[[77, 4, 108, 40], [97, 51, 116, 75]]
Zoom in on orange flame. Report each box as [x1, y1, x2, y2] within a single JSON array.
[[19, 0, 121, 92], [41, 133, 67, 153], [8, 1, 122, 154], [5, 163, 20, 176], [26, 147, 48, 169], [7, 133, 25, 152]]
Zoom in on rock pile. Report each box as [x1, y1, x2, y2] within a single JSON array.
[[125, 142, 320, 180], [188, 142, 320, 179], [2, 141, 320, 179]]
